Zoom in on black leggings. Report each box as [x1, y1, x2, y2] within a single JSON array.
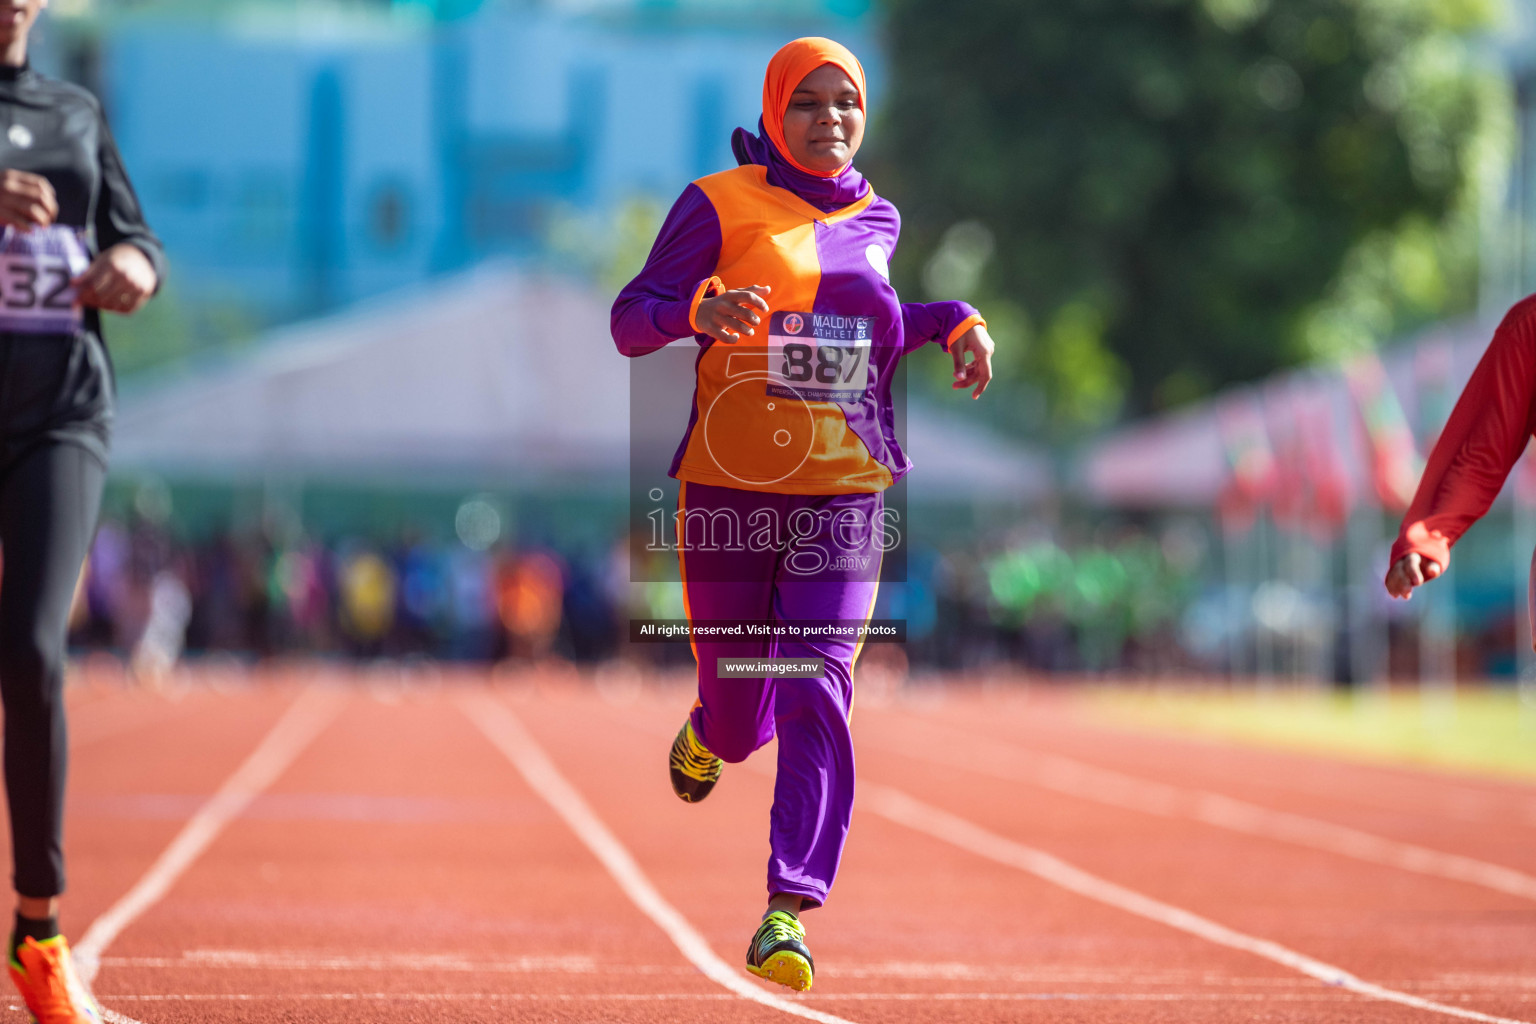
[[0, 441, 104, 898]]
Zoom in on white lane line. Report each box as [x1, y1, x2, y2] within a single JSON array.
[[103, 951, 601, 973], [861, 782, 1534, 1024], [870, 721, 1536, 902], [76, 687, 344, 990], [82, 992, 1511, 1009], [1069, 710, 1536, 828], [106, 993, 737, 1003], [101, 950, 1320, 985], [828, 994, 1533, 1004], [460, 692, 859, 1024]]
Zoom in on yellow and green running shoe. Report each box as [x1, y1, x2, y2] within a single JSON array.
[[745, 910, 814, 991], [668, 719, 722, 803]]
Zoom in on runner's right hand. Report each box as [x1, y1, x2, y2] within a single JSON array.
[[0, 170, 57, 230], [1384, 553, 1441, 599], [695, 285, 771, 344]]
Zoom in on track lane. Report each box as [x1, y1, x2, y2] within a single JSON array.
[[515, 685, 1457, 1024], [907, 686, 1536, 845], [77, 685, 345, 985], [846, 695, 1536, 1023], [461, 690, 863, 1024], [57, 680, 306, 959], [53, 672, 1536, 1024], [86, 677, 796, 1024], [858, 783, 1532, 1024], [856, 707, 1536, 902]]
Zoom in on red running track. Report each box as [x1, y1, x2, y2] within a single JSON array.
[[17, 665, 1535, 1024]]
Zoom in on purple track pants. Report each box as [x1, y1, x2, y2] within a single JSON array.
[[676, 480, 882, 909]]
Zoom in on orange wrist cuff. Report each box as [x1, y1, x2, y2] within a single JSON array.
[[688, 276, 725, 334], [944, 313, 986, 351]]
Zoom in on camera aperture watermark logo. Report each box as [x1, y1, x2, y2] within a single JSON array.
[[627, 341, 908, 585], [699, 310, 874, 488]]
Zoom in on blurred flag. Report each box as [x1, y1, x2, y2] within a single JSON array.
[[1217, 392, 1276, 532], [1343, 351, 1421, 511], [1295, 387, 1352, 537], [1262, 383, 1307, 531], [1412, 340, 1455, 450], [1264, 381, 1351, 540]]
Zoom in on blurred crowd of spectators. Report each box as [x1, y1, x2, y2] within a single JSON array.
[[71, 516, 639, 675], [57, 500, 1530, 683], [66, 511, 1215, 679]]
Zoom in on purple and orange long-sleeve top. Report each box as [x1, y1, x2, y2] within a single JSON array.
[[1390, 295, 1536, 570], [611, 127, 983, 495]]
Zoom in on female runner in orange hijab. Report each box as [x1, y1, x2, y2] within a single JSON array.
[[613, 37, 994, 991]]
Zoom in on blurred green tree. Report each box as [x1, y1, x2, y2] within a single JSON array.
[[875, 0, 1507, 436], [103, 281, 261, 379]]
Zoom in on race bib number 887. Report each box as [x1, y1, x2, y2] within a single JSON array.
[[0, 226, 89, 334], [766, 310, 873, 404]]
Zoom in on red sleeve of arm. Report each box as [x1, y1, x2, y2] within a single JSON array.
[[1391, 306, 1536, 570]]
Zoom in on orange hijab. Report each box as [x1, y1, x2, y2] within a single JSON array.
[[762, 37, 867, 179]]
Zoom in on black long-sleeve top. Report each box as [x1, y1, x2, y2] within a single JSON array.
[[0, 60, 165, 466]]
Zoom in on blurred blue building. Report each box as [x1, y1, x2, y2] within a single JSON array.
[[56, 0, 877, 324]]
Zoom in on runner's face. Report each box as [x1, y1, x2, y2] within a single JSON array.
[[781, 64, 863, 174], [0, 0, 45, 47]]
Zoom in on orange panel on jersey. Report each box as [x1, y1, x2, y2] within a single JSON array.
[[675, 165, 891, 495]]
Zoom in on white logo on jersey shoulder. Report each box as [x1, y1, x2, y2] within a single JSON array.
[[864, 244, 889, 281], [7, 124, 32, 149]]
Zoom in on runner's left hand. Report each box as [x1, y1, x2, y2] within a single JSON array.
[[1385, 552, 1441, 599], [73, 243, 157, 314], [950, 324, 994, 400]]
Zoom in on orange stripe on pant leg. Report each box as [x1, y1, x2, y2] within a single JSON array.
[[674, 481, 702, 671]]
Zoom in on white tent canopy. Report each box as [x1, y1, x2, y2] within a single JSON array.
[[113, 265, 1052, 502]]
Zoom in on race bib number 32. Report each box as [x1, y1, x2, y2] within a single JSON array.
[[0, 226, 89, 335], [766, 310, 874, 404]]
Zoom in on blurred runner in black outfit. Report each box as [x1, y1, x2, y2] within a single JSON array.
[[0, 2, 164, 1020]]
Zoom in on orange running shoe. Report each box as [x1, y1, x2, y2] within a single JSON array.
[[8, 935, 102, 1024]]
